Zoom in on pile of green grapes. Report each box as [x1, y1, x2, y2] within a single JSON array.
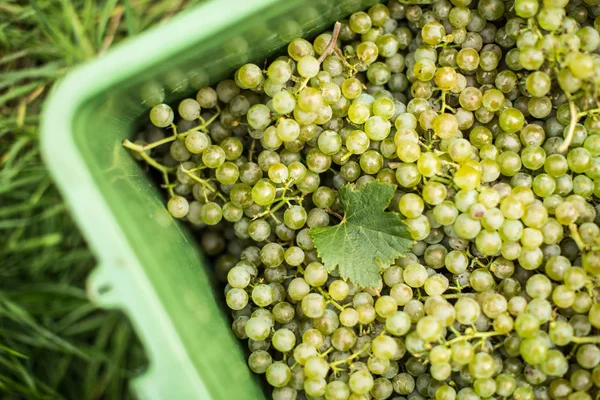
[[125, 0, 600, 398]]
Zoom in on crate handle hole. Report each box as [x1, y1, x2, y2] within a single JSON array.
[[97, 283, 113, 295]]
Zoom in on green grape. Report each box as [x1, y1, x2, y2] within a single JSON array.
[[416, 315, 443, 342], [417, 152, 441, 177], [520, 337, 549, 365], [267, 59, 292, 84], [248, 350, 272, 374], [251, 180, 276, 206], [346, 130, 370, 156], [247, 104, 272, 130], [266, 362, 291, 388], [396, 140, 421, 162], [330, 327, 356, 353], [454, 213, 481, 239], [350, 369, 375, 395], [167, 196, 189, 218], [399, 193, 425, 218], [178, 98, 201, 121], [245, 317, 273, 341], [414, 59, 436, 81], [149, 103, 174, 127], [532, 174, 555, 198], [342, 78, 363, 99], [469, 352, 496, 379], [195, 87, 217, 108], [272, 328, 296, 353], [499, 108, 525, 134], [317, 130, 342, 156], [364, 116, 391, 141], [455, 297, 481, 325], [276, 118, 300, 142], [452, 341, 475, 365], [200, 202, 222, 225], [390, 283, 413, 306], [515, 313, 540, 338], [360, 150, 383, 175], [385, 311, 411, 336], [372, 335, 398, 360], [403, 263, 428, 288], [433, 113, 459, 139], [372, 98, 395, 122], [433, 201, 459, 225], [348, 102, 370, 125], [304, 377, 327, 397], [567, 147, 593, 173], [448, 138, 473, 162], [329, 280, 349, 301], [236, 63, 263, 89]]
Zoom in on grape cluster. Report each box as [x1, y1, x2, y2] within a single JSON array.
[[125, 1, 600, 399]]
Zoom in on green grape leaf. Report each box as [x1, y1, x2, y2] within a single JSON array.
[[309, 181, 414, 287]]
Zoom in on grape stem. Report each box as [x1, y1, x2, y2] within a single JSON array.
[[319, 347, 334, 358], [134, 149, 175, 174], [318, 22, 342, 64], [571, 336, 600, 344], [439, 90, 455, 113], [129, 151, 176, 197], [252, 191, 300, 220], [441, 331, 505, 347], [324, 208, 344, 222], [558, 97, 578, 153], [162, 171, 175, 197], [333, 47, 358, 75], [578, 108, 600, 118], [180, 166, 227, 201], [340, 151, 354, 162], [423, 293, 463, 300], [569, 224, 587, 251], [122, 106, 221, 152], [329, 343, 370, 368], [296, 21, 342, 93], [248, 139, 256, 162], [316, 287, 346, 311]]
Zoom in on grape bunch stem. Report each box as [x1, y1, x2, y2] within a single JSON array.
[[441, 331, 505, 347], [296, 22, 342, 93], [559, 98, 578, 153], [122, 106, 221, 153], [180, 166, 227, 201], [329, 343, 370, 370]]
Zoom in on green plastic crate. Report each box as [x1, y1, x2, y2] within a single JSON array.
[[40, 0, 376, 398]]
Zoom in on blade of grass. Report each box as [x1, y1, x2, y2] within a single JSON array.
[[28, 0, 78, 59], [81, 0, 96, 36], [83, 314, 118, 400], [0, 82, 44, 108], [53, 303, 98, 333], [7, 233, 62, 252], [58, 0, 95, 60], [47, 353, 72, 391], [0, 297, 90, 359], [0, 62, 66, 88], [8, 354, 37, 393], [123, 0, 138, 36], [0, 50, 29, 66], [0, 344, 28, 359], [97, 0, 120, 46]]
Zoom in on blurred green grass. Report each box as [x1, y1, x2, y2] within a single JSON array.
[[0, 0, 200, 398]]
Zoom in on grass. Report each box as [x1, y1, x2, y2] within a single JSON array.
[[0, 0, 201, 398]]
